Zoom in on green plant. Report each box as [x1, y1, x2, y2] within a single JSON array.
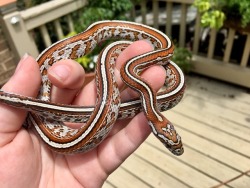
[[17, 0, 51, 9], [75, 0, 134, 33], [70, 0, 136, 71], [19, 0, 135, 72], [172, 47, 193, 74], [193, 0, 250, 29], [76, 55, 96, 73], [225, 0, 250, 27]]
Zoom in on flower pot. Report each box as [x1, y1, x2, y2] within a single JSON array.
[[224, 19, 250, 33]]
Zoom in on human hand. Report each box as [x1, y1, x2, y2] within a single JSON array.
[[0, 40, 166, 188]]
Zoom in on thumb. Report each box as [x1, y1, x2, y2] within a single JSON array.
[[0, 54, 41, 146]]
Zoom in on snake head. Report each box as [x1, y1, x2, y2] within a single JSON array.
[[161, 123, 184, 155], [149, 121, 184, 156]]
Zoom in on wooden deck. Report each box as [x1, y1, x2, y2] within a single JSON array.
[[103, 74, 250, 188]]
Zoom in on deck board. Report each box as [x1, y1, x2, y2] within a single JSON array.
[[173, 102, 250, 142], [180, 95, 249, 127], [104, 75, 250, 188], [135, 141, 219, 187], [167, 110, 250, 158], [122, 154, 188, 188], [102, 182, 115, 188], [227, 175, 250, 188], [173, 125, 250, 172], [146, 133, 244, 180], [105, 166, 151, 188]]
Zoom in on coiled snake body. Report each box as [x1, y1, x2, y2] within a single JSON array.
[[0, 21, 185, 155]]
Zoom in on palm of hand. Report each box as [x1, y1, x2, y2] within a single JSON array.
[[0, 41, 166, 188]]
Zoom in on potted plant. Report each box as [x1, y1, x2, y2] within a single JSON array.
[[74, 0, 134, 33], [68, 0, 135, 85], [172, 47, 193, 74], [193, 0, 250, 31]]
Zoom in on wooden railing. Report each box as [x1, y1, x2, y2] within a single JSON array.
[[133, 0, 250, 87], [133, 0, 195, 48], [0, 0, 87, 61], [0, 0, 249, 87]]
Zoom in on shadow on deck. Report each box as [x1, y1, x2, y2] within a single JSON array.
[[104, 74, 250, 188]]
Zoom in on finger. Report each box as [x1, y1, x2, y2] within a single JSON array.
[[98, 41, 167, 172], [115, 40, 154, 88], [73, 40, 155, 106], [98, 112, 151, 173], [0, 54, 41, 145], [109, 64, 166, 136], [120, 65, 166, 102], [48, 59, 85, 104]]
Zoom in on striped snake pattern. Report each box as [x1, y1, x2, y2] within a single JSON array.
[[0, 20, 185, 155]]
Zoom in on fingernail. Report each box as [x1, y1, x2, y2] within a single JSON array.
[[21, 53, 29, 61], [15, 53, 29, 73], [49, 65, 70, 82]]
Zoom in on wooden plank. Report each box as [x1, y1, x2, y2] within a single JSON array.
[[152, 0, 159, 29], [167, 109, 250, 158], [227, 175, 250, 188], [140, 0, 147, 25], [66, 15, 74, 33], [39, 24, 52, 47], [185, 77, 250, 114], [186, 75, 250, 104], [223, 28, 235, 63], [121, 154, 188, 188], [105, 75, 249, 187], [162, 113, 250, 172], [165, 1, 173, 36], [207, 28, 217, 58], [192, 12, 201, 54], [192, 55, 250, 88], [1, 11, 39, 59], [211, 170, 250, 187], [240, 33, 250, 67], [103, 181, 115, 188], [53, 19, 64, 40], [130, 4, 136, 22], [185, 90, 250, 116], [179, 4, 187, 47], [147, 136, 240, 183], [106, 166, 151, 188], [21, 0, 87, 30], [173, 99, 250, 142], [136, 140, 219, 187], [178, 95, 250, 127]]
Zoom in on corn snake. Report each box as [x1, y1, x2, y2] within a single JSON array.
[[0, 20, 185, 155]]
